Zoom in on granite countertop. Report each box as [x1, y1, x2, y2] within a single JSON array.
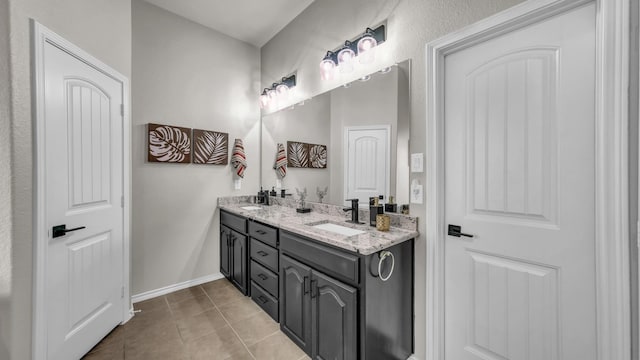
[[218, 199, 418, 256]]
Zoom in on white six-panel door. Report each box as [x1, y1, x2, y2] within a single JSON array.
[[444, 3, 596, 359], [43, 34, 125, 359]]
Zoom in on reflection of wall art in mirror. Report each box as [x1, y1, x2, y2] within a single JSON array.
[[148, 123, 191, 163], [287, 141, 309, 168], [287, 141, 327, 169], [308, 144, 327, 168], [192, 129, 229, 165]]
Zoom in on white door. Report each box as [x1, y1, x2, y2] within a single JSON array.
[[44, 38, 125, 359], [344, 126, 390, 206], [444, 4, 596, 360]]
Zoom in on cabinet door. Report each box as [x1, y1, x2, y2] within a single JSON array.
[[220, 225, 231, 278], [230, 230, 248, 294], [311, 271, 357, 360], [280, 254, 312, 355]]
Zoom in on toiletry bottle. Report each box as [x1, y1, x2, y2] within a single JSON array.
[[385, 195, 398, 213], [369, 197, 383, 227], [257, 187, 264, 204], [270, 187, 277, 197]]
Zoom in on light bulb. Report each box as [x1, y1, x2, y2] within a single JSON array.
[[276, 84, 289, 100], [267, 89, 277, 101], [357, 34, 377, 64], [259, 93, 270, 109], [320, 58, 336, 81], [337, 47, 356, 73]]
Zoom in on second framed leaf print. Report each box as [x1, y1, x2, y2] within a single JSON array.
[[192, 129, 229, 165]]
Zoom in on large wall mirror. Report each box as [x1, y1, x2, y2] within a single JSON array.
[[261, 60, 411, 209]]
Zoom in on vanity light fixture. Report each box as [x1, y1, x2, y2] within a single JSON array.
[[259, 74, 297, 109], [337, 41, 356, 73], [320, 52, 337, 80], [319, 25, 386, 80]]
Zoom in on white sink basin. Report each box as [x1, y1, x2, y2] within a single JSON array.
[[311, 222, 366, 237], [240, 206, 262, 210]]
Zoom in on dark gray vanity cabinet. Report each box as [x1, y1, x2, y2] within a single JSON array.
[[281, 253, 358, 360], [280, 230, 414, 360], [220, 210, 248, 295], [220, 225, 231, 277], [280, 254, 312, 354], [248, 220, 280, 321]]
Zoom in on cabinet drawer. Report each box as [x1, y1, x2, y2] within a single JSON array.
[[249, 221, 278, 248], [251, 260, 278, 298], [251, 238, 278, 272], [280, 231, 359, 285], [251, 281, 278, 322], [221, 210, 247, 233]]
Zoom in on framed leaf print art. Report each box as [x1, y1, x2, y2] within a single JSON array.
[[308, 143, 327, 168], [287, 141, 327, 169], [287, 141, 309, 168], [192, 129, 228, 165], [148, 123, 192, 163]]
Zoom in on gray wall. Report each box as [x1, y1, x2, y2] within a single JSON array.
[[260, 0, 524, 358], [7, 0, 132, 358], [0, 0, 12, 357], [131, 0, 261, 295]]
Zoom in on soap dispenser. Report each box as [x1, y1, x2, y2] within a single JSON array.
[[385, 195, 398, 213], [369, 197, 384, 227], [270, 187, 277, 197], [257, 187, 265, 204]]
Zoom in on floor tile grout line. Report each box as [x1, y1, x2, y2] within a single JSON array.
[[202, 285, 258, 360]]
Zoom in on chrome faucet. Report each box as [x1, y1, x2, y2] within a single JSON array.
[[343, 199, 363, 224]]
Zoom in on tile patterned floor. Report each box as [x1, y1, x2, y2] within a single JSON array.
[[83, 278, 310, 360]]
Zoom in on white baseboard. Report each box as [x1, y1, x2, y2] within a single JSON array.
[[131, 273, 225, 303]]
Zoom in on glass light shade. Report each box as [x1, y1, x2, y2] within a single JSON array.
[[357, 35, 377, 64], [276, 84, 290, 101], [266, 89, 278, 108], [267, 89, 277, 101], [259, 93, 270, 109], [320, 59, 336, 81], [337, 47, 356, 73]]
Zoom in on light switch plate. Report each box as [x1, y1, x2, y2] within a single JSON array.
[[234, 179, 241, 190], [411, 153, 424, 173]]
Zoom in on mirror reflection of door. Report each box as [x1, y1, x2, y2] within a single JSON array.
[[344, 125, 390, 206]]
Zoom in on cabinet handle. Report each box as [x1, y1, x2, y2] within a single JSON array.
[[257, 295, 268, 304], [258, 273, 268, 280], [256, 229, 267, 235], [303, 276, 310, 294], [310, 279, 318, 298], [257, 250, 268, 257]]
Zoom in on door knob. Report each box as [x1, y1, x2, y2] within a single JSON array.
[[52, 224, 86, 238], [447, 224, 474, 238]]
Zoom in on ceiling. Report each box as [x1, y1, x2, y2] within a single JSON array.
[[143, 0, 315, 47]]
